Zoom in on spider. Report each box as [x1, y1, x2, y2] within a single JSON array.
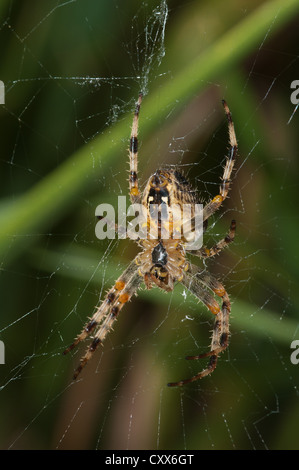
[[64, 93, 238, 387]]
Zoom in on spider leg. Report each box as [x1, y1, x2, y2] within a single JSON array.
[[167, 270, 230, 387], [186, 269, 230, 357], [63, 260, 142, 379], [203, 100, 238, 222], [72, 270, 142, 380], [129, 93, 143, 204], [187, 219, 236, 259]]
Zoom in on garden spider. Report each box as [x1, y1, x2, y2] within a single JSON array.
[[64, 94, 237, 387]]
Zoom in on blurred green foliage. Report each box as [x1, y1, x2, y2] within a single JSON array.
[[0, 0, 299, 450]]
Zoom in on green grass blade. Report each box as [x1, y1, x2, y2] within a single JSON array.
[[30, 245, 298, 346]]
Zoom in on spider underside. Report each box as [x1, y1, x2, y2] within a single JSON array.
[[64, 94, 238, 387]]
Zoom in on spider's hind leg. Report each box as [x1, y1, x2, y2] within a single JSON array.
[[63, 260, 142, 380], [167, 270, 230, 387]]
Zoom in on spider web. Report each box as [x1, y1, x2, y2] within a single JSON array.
[[0, 0, 299, 451]]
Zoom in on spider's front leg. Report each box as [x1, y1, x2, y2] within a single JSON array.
[[189, 219, 236, 259], [167, 270, 230, 387], [63, 260, 142, 380], [203, 100, 238, 222], [129, 93, 143, 205]]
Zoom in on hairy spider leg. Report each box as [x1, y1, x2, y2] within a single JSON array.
[[129, 93, 143, 204], [167, 270, 230, 387], [203, 100, 238, 222], [63, 260, 142, 379], [189, 219, 236, 259]]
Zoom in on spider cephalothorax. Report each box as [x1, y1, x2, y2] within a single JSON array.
[[64, 93, 238, 386], [143, 168, 198, 212]]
